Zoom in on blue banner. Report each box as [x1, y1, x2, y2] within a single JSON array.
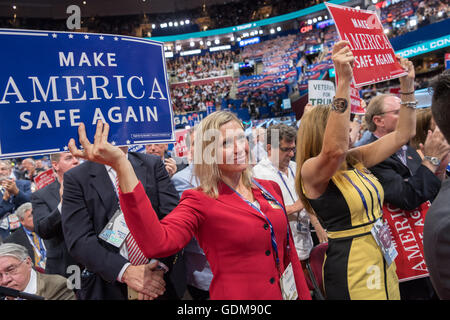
[[0, 29, 175, 159]]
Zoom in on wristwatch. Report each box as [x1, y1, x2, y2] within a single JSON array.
[[331, 97, 348, 113], [424, 156, 440, 166]]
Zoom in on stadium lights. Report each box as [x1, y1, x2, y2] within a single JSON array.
[[169, 22, 173, 27], [176, 45, 182, 51], [214, 39, 220, 44], [190, 41, 195, 47], [259, 30, 263, 35], [230, 36, 235, 41], [161, 23, 167, 28], [236, 37, 241, 42], [276, 26, 281, 32], [318, 16, 322, 21], [270, 28, 275, 34], [152, 24, 156, 29], [200, 40, 204, 45], [180, 21, 184, 25], [185, 19, 190, 24], [174, 22, 178, 27], [307, 19, 312, 25], [206, 40, 211, 46], [313, 18, 317, 23]]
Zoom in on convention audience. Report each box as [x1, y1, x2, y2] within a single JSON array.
[[0, 160, 32, 242]]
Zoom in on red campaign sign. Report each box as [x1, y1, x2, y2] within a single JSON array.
[[383, 201, 430, 282], [173, 129, 189, 158], [325, 3, 407, 87], [34, 168, 56, 190]]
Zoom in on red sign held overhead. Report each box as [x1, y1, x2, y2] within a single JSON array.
[[325, 3, 407, 87]]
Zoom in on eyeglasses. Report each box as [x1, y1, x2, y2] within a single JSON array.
[[279, 146, 296, 153], [377, 109, 400, 116], [0, 259, 26, 281]]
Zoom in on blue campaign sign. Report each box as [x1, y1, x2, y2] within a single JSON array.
[[0, 29, 175, 159]]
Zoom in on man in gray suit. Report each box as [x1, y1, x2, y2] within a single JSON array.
[[0, 243, 75, 300], [424, 70, 450, 299]]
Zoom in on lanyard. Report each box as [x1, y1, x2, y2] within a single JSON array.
[[342, 173, 372, 222], [24, 228, 46, 260], [354, 169, 383, 212], [224, 179, 291, 271], [277, 166, 296, 203], [343, 169, 383, 222]]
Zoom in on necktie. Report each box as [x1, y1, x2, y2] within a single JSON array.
[[32, 232, 46, 269], [396, 146, 407, 167], [114, 175, 148, 265]]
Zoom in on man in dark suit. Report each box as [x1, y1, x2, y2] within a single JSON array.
[[4, 203, 47, 272], [424, 70, 450, 299], [61, 146, 186, 300], [146, 143, 188, 177], [31, 152, 80, 278], [0, 160, 32, 241], [362, 93, 448, 299]]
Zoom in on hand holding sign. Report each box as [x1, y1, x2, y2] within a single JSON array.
[[397, 55, 415, 93], [331, 40, 355, 85]]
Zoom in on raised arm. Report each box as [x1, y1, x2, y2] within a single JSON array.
[[301, 40, 353, 198], [68, 121, 201, 258], [350, 56, 417, 168]]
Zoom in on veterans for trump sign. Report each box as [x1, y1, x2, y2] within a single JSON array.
[[0, 29, 175, 159], [325, 3, 407, 87]]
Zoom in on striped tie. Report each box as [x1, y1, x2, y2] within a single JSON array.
[[114, 174, 148, 266]]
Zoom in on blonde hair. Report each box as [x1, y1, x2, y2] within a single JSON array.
[[193, 111, 253, 198], [295, 105, 359, 214]]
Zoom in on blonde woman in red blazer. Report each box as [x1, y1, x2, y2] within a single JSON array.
[[68, 111, 311, 300]]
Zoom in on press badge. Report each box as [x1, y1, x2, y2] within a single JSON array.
[[99, 209, 130, 248], [280, 263, 298, 300], [371, 219, 398, 266]]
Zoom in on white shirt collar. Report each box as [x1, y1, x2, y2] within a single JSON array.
[[23, 268, 37, 296]]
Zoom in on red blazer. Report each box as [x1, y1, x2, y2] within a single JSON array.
[[120, 178, 311, 300]]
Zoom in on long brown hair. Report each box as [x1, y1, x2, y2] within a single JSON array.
[[295, 105, 359, 215]]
